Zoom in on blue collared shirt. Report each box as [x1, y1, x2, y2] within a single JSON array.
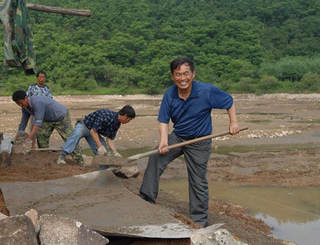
[[83, 109, 120, 139], [18, 96, 67, 131], [158, 81, 233, 137]]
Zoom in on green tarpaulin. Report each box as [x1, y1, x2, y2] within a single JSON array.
[[0, 0, 36, 75]]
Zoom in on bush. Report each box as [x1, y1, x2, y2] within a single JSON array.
[[221, 59, 256, 82], [231, 77, 258, 93], [259, 56, 320, 82], [257, 75, 281, 92], [296, 72, 320, 92]]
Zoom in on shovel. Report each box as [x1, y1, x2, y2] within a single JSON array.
[[94, 127, 248, 167], [91, 127, 248, 177], [127, 127, 248, 161]]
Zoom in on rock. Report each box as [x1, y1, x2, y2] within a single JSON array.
[[0, 134, 13, 166], [282, 241, 298, 245], [39, 214, 109, 245], [25, 209, 40, 234], [112, 165, 140, 178], [0, 212, 8, 220], [191, 228, 248, 245], [12, 131, 31, 155], [0, 215, 38, 245]]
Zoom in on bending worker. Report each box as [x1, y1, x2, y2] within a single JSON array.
[[12, 90, 83, 164], [57, 105, 135, 165], [139, 57, 240, 227]]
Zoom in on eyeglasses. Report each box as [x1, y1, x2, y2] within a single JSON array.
[[173, 71, 192, 78]]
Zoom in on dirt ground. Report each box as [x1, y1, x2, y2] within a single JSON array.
[[1, 93, 320, 244]]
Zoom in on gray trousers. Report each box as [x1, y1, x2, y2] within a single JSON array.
[[139, 132, 212, 227]]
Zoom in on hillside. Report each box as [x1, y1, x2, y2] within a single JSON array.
[[1, 0, 320, 94]]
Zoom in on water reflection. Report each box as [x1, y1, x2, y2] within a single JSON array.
[[160, 178, 320, 244], [256, 214, 320, 245]]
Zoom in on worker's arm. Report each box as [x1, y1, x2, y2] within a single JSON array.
[[30, 99, 46, 140], [27, 125, 40, 141], [90, 128, 103, 148], [227, 103, 240, 135], [105, 137, 117, 153], [158, 122, 169, 154], [18, 109, 31, 132]]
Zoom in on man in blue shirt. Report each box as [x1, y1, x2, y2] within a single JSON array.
[[12, 90, 83, 164], [56, 106, 135, 165], [139, 57, 240, 227]]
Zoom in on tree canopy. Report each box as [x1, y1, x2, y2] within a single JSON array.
[[1, 0, 320, 94]]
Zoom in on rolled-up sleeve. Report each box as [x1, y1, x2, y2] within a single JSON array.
[[33, 103, 45, 126]]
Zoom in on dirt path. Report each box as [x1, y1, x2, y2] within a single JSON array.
[[1, 94, 320, 244]]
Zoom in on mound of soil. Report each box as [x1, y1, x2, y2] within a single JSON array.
[[0, 151, 93, 182]]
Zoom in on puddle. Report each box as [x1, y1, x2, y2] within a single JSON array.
[[160, 178, 320, 245], [255, 214, 320, 245]]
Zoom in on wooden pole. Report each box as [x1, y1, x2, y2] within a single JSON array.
[[0, 2, 91, 17], [26, 3, 91, 17]]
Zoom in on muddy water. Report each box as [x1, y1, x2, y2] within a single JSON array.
[[160, 178, 320, 245]]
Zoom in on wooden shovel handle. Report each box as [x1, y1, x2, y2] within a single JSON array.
[[127, 127, 248, 161]]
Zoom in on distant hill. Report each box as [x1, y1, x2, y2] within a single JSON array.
[[1, 0, 320, 94]]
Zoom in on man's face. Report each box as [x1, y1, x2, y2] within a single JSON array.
[[15, 98, 29, 108], [119, 115, 132, 124], [37, 73, 46, 87], [172, 63, 195, 91]]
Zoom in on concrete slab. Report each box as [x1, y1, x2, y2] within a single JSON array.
[[0, 170, 198, 238]]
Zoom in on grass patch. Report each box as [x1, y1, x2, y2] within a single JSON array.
[[82, 148, 94, 156], [119, 146, 153, 158], [54, 87, 147, 96], [212, 143, 319, 155], [248, 112, 288, 116], [288, 120, 320, 124], [246, 120, 272, 124]]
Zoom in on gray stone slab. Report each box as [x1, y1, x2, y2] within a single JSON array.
[[0, 170, 196, 238], [0, 215, 38, 245], [39, 214, 109, 245]]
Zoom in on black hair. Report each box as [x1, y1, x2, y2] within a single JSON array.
[[170, 57, 195, 74], [12, 90, 26, 102], [36, 71, 46, 77], [118, 105, 136, 118]]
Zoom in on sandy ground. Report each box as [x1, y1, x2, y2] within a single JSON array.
[[1, 93, 320, 244]]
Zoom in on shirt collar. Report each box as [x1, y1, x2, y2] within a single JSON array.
[[173, 81, 199, 100], [189, 81, 199, 98]]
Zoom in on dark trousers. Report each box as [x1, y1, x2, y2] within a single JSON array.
[[139, 132, 212, 227]]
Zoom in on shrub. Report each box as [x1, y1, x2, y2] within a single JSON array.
[[231, 77, 258, 93], [258, 75, 280, 92], [296, 72, 320, 92]]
